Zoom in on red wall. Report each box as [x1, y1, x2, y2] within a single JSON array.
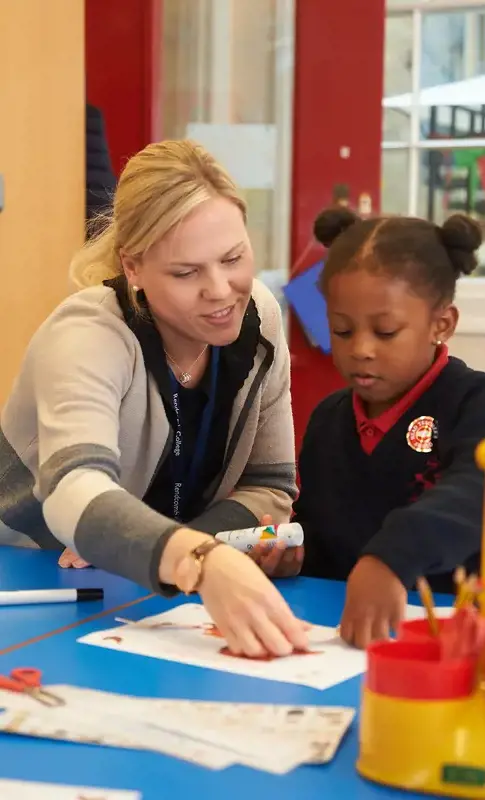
[[85, 0, 162, 176], [290, 0, 385, 453]]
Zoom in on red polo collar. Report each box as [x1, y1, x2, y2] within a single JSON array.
[[353, 345, 449, 454]]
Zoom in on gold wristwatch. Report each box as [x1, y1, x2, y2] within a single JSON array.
[[174, 539, 224, 595]]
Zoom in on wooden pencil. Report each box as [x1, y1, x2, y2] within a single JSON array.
[[417, 576, 439, 636], [454, 566, 466, 608]]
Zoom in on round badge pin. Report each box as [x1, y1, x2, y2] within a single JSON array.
[[406, 416, 435, 453]]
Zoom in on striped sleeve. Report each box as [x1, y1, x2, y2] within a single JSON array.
[[31, 299, 181, 592]]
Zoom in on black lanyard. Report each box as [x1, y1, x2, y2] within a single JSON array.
[[168, 347, 220, 521]]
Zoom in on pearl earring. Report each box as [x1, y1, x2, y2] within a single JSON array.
[[132, 285, 139, 293], [433, 339, 442, 346]]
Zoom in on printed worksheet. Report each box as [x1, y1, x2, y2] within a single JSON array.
[[0, 781, 140, 800], [0, 691, 235, 772], [0, 684, 355, 773], [78, 603, 366, 691], [140, 697, 355, 764], [78, 603, 454, 692]]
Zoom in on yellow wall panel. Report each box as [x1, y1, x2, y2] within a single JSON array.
[[0, 0, 85, 402]]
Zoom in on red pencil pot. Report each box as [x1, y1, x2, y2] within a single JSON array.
[[366, 640, 476, 700]]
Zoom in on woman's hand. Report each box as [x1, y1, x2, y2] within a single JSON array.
[[160, 527, 309, 658], [248, 515, 304, 578], [198, 544, 309, 657], [58, 548, 91, 569]]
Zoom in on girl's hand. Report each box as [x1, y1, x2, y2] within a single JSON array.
[[248, 514, 304, 578], [340, 556, 407, 649]]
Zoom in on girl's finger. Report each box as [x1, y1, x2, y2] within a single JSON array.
[[279, 545, 304, 576], [354, 617, 373, 650], [259, 541, 287, 576], [371, 615, 390, 644], [339, 606, 353, 645], [248, 542, 272, 563], [340, 621, 354, 646]]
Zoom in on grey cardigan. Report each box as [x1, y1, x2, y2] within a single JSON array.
[[0, 279, 297, 592]]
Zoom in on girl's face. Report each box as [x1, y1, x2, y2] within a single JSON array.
[[326, 269, 458, 416]]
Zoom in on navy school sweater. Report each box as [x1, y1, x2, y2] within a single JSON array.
[[294, 356, 485, 593]]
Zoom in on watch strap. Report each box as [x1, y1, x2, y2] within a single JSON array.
[[190, 539, 224, 593], [174, 538, 225, 596], [192, 538, 223, 560]]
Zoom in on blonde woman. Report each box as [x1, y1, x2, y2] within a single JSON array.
[[0, 140, 306, 657]]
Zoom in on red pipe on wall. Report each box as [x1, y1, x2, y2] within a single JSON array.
[[290, 0, 385, 453], [85, 0, 162, 177]]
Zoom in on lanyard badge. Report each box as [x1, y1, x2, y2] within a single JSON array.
[[169, 347, 220, 521]]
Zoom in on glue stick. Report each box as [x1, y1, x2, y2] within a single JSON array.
[[215, 523, 304, 553]]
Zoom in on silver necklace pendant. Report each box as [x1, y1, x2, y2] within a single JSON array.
[[164, 344, 208, 387]]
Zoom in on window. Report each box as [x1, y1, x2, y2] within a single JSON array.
[[383, 0, 485, 332], [160, 0, 294, 315]]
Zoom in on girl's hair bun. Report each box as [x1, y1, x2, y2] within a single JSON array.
[[440, 214, 482, 277], [313, 207, 358, 248]]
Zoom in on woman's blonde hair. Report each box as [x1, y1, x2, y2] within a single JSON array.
[[70, 139, 246, 290]]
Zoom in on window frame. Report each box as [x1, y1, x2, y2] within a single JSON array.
[[384, 0, 485, 325]]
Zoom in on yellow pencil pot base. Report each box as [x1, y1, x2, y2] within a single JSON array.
[[357, 687, 485, 798]]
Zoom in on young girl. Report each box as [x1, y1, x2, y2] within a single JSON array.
[[294, 207, 485, 649]]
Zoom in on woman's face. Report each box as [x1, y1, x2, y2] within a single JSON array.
[[123, 197, 255, 347]]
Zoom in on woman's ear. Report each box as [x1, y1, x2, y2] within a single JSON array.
[[120, 249, 142, 289]]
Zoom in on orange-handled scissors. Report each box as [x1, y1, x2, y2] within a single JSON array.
[[0, 668, 64, 707]]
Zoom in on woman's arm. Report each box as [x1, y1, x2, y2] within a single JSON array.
[[362, 384, 485, 587], [2, 296, 310, 657], [2, 297, 309, 657], [14, 298, 182, 593]]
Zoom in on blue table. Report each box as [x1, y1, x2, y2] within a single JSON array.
[[0, 548, 450, 799], [0, 546, 150, 653]]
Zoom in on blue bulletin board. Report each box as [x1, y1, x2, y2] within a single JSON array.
[[283, 261, 331, 353]]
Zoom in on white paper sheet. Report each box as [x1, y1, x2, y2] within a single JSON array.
[[145, 698, 355, 764], [78, 603, 366, 691], [0, 691, 235, 771], [0, 684, 355, 774], [79, 603, 454, 691], [0, 780, 140, 800]]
